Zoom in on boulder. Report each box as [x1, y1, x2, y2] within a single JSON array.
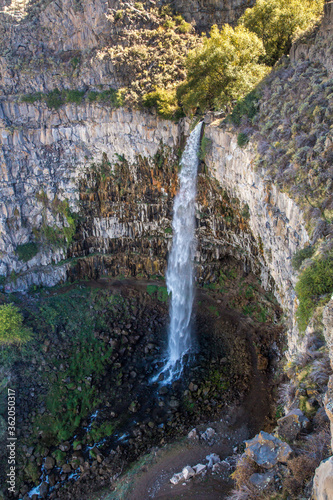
[[61, 463, 72, 473], [44, 456, 55, 470], [182, 465, 195, 480], [245, 431, 293, 469], [249, 471, 275, 490], [193, 463, 207, 474], [170, 472, 184, 485], [312, 456, 333, 500], [59, 441, 70, 452], [39, 482, 49, 498], [277, 409, 310, 441], [187, 428, 198, 440]]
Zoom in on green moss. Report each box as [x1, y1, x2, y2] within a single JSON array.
[[34, 196, 77, 248], [198, 135, 212, 161], [16, 242, 38, 262], [146, 285, 169, 302]]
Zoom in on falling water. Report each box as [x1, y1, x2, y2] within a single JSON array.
[[154, 122, 203, 384]]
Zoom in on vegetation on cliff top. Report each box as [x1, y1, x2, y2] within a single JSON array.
[[176, 25, 269, 114]]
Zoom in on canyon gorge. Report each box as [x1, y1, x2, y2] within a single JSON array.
[[0, 0, 332, 499]]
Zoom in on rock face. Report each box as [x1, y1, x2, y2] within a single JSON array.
[[312, 456, 333, 500], [159, 0, 254, 32], [244, 431, 293, 468], [290, 0, 333, 75], [204, 126, 310, 357]]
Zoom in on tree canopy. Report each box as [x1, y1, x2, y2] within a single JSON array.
[[177, 24, 269, 114], [239, 0, 324, 66]]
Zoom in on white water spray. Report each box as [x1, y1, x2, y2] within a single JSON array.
[[154, 122, 203, 384]]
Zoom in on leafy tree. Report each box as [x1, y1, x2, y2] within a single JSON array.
[[0, 304, 33, 346], [177, 24, 269, 114], [239, 0, 324, 66]]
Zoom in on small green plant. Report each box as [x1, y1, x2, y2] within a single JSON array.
[[134, 2, 144, 10], [21, 92, 43, 104], [0, 304, 33, 346], [115, 9, 123, 20], [292, 246, 314, 270], [237, 132, 249, 147], [199, 135, 212, 161], [241, 203, 250, 220], [16, 242, 39, 262], [295, 256, 333, 332]]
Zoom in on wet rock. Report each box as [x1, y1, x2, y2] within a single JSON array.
[[182, 465, 195, 480], [206, 453, 221, 468], [312, 456, 333, 500], [277, 409, 310, 441], [44, 456, 55, 470], [59, 442, 70, 452], [62, 463, 72, 473], [245, 431, 293, 468], [39, 482, 49, 498], [249, 471, 275, 490]]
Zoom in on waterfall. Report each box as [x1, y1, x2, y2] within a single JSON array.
[[154, 122, 203, 384]]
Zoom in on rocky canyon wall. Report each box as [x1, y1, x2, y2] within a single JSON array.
[[159, 0, 254, 31], [0, 95, 326, 360]]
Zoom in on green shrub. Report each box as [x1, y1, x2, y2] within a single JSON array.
[[142, 87, 182, 120], [237, 132, 249, 147], [177, 24, 269, 114], [0, 304, 33, 346], [295, 257, 333, 332], [16, 242, 39, 262], [65, 89, 85, 104], [178, 20, 192, 34], [45, 89, 65, 109], [229, 90, 260, 126], [239, 0, 324, 66], [21, 92, 43, 104], [292, 246, 315, 270]]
